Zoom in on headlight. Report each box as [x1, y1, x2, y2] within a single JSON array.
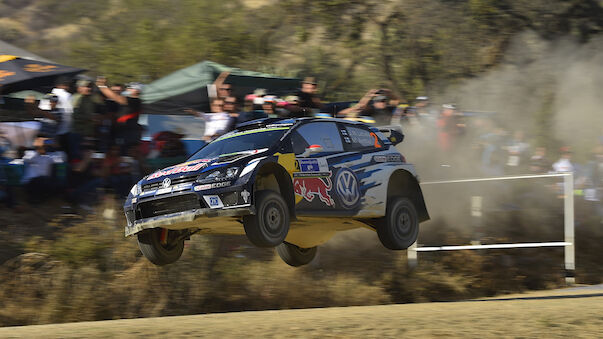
[[197, 167, 239, 183], [130, 183, 141, 196]]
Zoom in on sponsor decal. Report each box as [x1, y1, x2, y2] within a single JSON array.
[[335, 168, 360, 209], [194, 181, 231, 191], [293, 172, 332, 178], [23, 64, 57, 72], [203, 195, 224, 209], [241, 189, 250, 203], [156, 187, 171, 195], [132, 197, 137, 203], [373, 154, 403, 163], [147, 162, 207, 180], [294, 176, 335, 207], [294, 158, 329, 173], [162, 178, 171, 188]]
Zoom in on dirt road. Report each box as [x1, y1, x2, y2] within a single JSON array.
[[1, 286, 602, 338]]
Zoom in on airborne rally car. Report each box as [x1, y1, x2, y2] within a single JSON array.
[[124, 118, 429, 266]]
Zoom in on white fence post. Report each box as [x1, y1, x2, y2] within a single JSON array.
[[564, 173, 576, 285], [407, 241, 417, 268]]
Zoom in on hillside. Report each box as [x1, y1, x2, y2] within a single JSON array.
[[2, 0, 603, 101]]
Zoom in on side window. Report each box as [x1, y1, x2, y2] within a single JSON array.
[[341, 125, 383, 150], [292, 122, 344, 155]]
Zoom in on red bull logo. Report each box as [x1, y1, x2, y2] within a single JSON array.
[[294, 177, 335, 207]]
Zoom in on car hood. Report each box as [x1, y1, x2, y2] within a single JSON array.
[[140, 150, 266, 185]]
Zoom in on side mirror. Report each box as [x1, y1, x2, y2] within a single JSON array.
[[300, 144, 323, 157]]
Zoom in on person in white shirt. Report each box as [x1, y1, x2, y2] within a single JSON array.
[[552, 147, 575, 173], [39, 78, 74, 158], [186, 99, 231, 141]]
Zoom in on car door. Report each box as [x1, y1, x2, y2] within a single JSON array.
[[328, 122, 387, 216], [290, 121, 345, 214]]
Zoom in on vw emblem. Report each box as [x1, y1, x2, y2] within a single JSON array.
[[335, 168, 359, 209], [162, 178, 171, 188]]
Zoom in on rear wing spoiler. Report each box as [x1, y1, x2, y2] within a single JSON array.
[[371, 125, 405, 146]]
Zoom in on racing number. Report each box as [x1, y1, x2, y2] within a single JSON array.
[[369, 132, 382, 148], [294, 160, 300, 171]]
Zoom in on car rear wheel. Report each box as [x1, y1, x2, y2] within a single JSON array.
[[137, 228, 185, 265], [377, 197, 419, 250], [243, 190, 290, 247], [276, 242, 317, 267]]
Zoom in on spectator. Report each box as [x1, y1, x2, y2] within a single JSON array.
[[39, 77, 74, 153], [528, 147, 551, 173], [437, 104, 458, 152], [0, 145, 15, 208], [261, 96, 277, 117], [283, 95, 305, 117], [339, 89, 396, 125], [297, 77, 323, 112], [97, 83, 123, 152], [21, 138, 58, 204], [71, 80, 104, 157], [211, 71, 232, 100], [67, 141, 104, 211], [25, 94, 63, 139], [504, 130, 530, 174], [223, 96, 266, 132], [103, 145, 134, 198], [186, 98, 231, 141], [96, 78, 143, 153], [552, 147, 575, 173]]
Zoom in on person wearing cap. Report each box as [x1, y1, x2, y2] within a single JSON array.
[[96, 77, 143, 153], [72, 80, 103, 140], [261, 96, 278, 117], [283, 95, 305, 118], [25, 94, 64, 139], [297, 77, 323, 113]]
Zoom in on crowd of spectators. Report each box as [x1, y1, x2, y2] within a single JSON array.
[[0, 72, 601, 221], [0, 73, 324, 213]]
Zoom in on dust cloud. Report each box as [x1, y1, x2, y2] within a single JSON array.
[[329, 31, 603, 249]]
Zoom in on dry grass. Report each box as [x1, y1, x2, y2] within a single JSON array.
[[1, 287, 601, 338]]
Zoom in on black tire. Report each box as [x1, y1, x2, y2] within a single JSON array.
[[137, 228, 185, 265], [276, 242, 317, 267], [377, 197, 419, 250], [243, 190, 290, 247]]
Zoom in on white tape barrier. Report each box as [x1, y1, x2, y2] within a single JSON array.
[[413, 173, 575, 285], [412, 242, 571, 252]]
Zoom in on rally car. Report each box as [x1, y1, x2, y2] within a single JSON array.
[[124, 117, 429, 266]]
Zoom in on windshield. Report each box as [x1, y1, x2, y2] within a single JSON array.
[[188, 127, 289, 161]]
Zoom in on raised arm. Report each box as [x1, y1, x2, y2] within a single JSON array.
[[96, 77, 127, 105]]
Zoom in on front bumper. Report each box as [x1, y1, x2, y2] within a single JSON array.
[[124, 206, 254, 237], [124, 180, 254, 237]]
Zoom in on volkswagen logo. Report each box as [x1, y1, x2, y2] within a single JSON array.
[[335, 168, 359, 209], [162, 178, 171, 188]]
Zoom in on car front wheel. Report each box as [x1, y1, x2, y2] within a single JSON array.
[[377, 197, 419, 250], [243, 190, 290, 247], [137, 228, 185, 265], [276, 242, 317, 267]]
